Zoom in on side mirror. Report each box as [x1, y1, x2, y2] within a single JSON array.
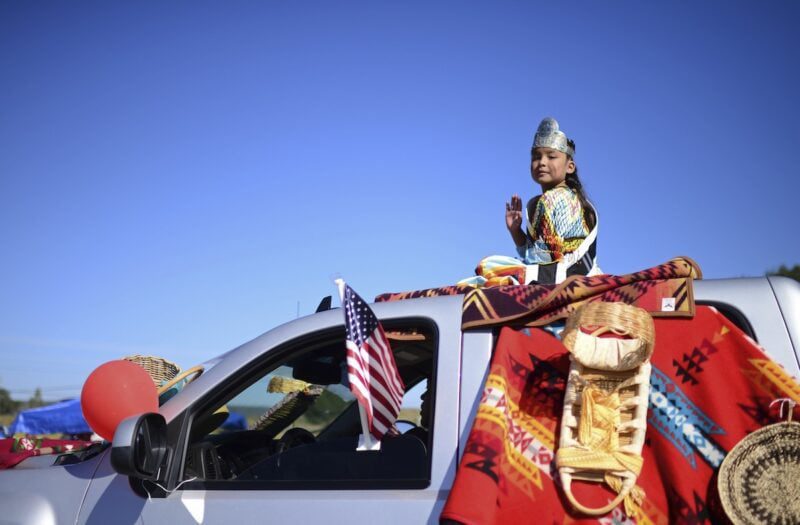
[[111, 412, 168, 480]]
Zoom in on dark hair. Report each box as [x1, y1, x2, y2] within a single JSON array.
[[564, 139, 596, 230]]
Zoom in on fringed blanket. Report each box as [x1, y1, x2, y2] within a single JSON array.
[[440, 307, 800, 524], [376, 257, 701, 329]]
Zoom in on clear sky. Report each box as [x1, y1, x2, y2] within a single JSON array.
[[2, 1, 799, 401]]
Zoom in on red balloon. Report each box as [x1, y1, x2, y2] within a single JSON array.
[[81, 360, 158, 441]]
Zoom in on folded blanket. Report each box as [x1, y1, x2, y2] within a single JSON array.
[[377, 256, 701, 329]]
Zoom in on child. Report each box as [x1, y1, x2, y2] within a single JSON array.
[[460, 117, 600, 286]]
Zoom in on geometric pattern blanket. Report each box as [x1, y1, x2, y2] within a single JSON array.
[[440, 307, 800, 524], [376, 256, 701, 330]]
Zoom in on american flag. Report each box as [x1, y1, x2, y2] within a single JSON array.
[[341, 282, 405, 440]]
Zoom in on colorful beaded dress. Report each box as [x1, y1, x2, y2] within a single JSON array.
[[517, 185, 589, 264]]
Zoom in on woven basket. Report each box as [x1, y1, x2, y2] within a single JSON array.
[[123, 355, 181, 387], [561, 301, 656, 363], [718, 421, 800, 525]]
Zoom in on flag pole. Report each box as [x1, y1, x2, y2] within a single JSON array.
[[335, 278, 377, 451], [356, 403, 376, 450]]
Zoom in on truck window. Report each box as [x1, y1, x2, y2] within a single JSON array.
[[181, 320, 437, 490]]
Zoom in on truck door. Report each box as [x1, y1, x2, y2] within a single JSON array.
[[78, 296, 464, 525]]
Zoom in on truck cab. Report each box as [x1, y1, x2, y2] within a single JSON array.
[[1, 276, 799, 524]]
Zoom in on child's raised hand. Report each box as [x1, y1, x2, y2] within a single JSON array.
[[505, 194, 523, 232]]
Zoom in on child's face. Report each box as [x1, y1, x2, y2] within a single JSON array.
[[530, 147, 575, 190]]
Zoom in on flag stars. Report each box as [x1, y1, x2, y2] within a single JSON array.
[[343, 285, 379, 347]]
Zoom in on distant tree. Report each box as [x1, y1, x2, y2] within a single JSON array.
[[27, 387, 45, 409], [0, 387, 17, 414], [768, 264, 800, 282]]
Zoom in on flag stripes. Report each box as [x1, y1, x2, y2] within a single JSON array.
[[341, 282, 405, 440]]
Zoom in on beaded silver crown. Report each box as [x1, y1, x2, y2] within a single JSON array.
[[532, 117, 574, 157]]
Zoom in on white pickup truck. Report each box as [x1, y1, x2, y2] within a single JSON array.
[[1, 276, 798, 524]]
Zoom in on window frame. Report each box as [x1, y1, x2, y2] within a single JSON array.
[[170, 316, 440, 492]]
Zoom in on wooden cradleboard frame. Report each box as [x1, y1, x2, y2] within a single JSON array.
[[556, 302, 655, 517]]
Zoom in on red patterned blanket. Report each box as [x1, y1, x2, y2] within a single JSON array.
[[441, 307, 800, 524], [377, 257, 701, 329]]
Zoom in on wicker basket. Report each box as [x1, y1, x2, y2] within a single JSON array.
[[561, 301, 656, 363], [718, 418, 800, 524], [123, 354, 181, 387]]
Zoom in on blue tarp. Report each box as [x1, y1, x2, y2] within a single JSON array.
[[8, 398, 91, 435], [223, 410, 246, 431], [8, 398, 247, 435]]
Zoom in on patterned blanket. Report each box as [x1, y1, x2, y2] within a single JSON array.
[[0, 436, 93, 470], [440, 307, 800, 524], [376, 257, 701, 329]]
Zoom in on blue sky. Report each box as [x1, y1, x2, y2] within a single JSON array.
[[2, 1, 799, 400]]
